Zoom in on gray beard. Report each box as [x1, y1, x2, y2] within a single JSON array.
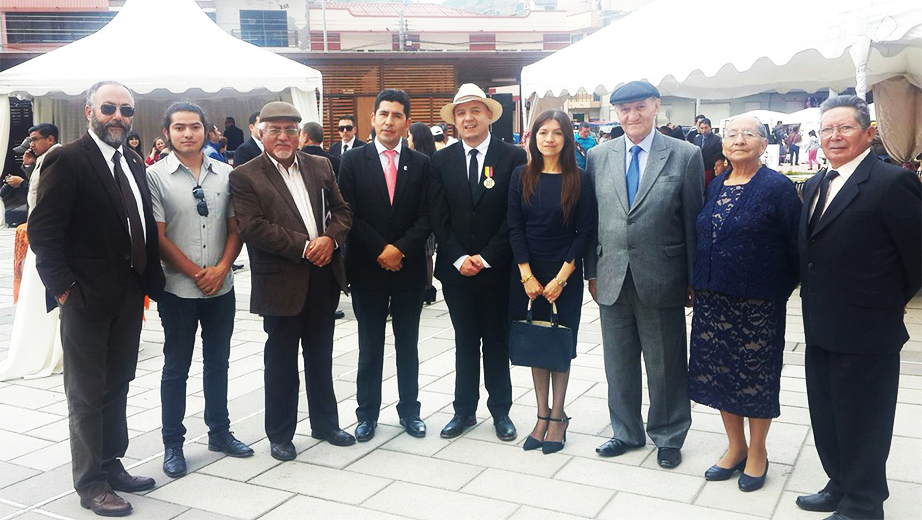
[[91, 113, 131, 149]]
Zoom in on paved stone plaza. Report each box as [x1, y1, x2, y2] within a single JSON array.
[[0, 227, 918, 520]]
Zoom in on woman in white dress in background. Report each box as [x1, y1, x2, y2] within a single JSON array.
[[0, 124, 63, 381]]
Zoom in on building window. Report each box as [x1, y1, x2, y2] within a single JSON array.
[[391, 33, 420, 51], [469, 33, 496, 51], [3, 12, 116, 44], [239, 10, 288, 47], [543, 33, 570, 51], [310, 32, 341, 51]]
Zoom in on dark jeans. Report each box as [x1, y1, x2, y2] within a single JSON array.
[[352, 286, 424, 422], [60, 274, 144, 499], [263, 264, 341, 442], [158, 289, 236, 447], [789, 144, 800, 165]]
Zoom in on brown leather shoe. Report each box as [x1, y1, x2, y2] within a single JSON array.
[[107, 471, 155, 492], [80, 489, 133, 517]]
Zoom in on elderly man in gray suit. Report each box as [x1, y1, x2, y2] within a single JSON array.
[[585, 81, 704, 468]]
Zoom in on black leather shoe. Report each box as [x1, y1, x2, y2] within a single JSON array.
[[738, 460, 769, 492], [704, 457, 746, 481], [596, 438, 644, 457], [822, 513, 855, 520], [657, 447, 682, 468], [334, 309, 345, 320], [494, 415, 517, 441], [162, 447, 186, 478], [312, 429, 356, 447], [355, 420, 376, 442], [400, 416, 427, 438], [270, 441, 297, 461], [796, 490, 842, 513], [440, 414, 477, 439], [107, 471, 156, 493], [80, 489, 133, 517], [208, 432, 254, 458]]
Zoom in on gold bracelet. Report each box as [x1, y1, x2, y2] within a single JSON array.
[[555, 277, 567, 287], [521, 273, 534, 284]]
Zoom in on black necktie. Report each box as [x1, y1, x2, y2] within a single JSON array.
[[808, 169, 839, 236], [342, 143, 348, 154], [112, 150, 147, 274], [468, 149, 480, 195]]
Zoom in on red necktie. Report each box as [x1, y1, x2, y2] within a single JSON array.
[[384, 149, 397, 203]]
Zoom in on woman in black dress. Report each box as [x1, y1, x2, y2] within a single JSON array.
[[688, 115, 801, 491], [509, 110, 596, 454], [407, 122, 438, 305]]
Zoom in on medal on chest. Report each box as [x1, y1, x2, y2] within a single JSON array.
[[483, 166, 495, 189]]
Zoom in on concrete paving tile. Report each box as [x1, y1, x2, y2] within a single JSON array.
[[363, 481, 519, 520], [884, 479, 922, 520], [601, 492, 766, 520], [378, 412, 454, 457], [507, 505, 593, 520], [9, 440, 72, 472], [461, 468, 614, 517], [555, 456, 705, 503], [775, 404, 812, 426], [296, 424, 402, 469], [148, 473, 292, 519], [43, 491, 190, 520], [897, 387, 922, 405], [893, 403, 921, 438], [561, 431, 655, 464], [348, 449, 482, 491], [436, 437, 571, 478], [771, 491, 831, 520], [0, 404, 61, 434], [888, 435, 922, 483], [0, 385, 64, 409], [0, 461, 40, 490], [694, 461, 792, 517], [0, 502, 22, 517], [0, 429, 54, 461], [35, 399, 69, 417], [172, 509, 240, 520], [226, 372, 265, 401], [418, 350, 456, 378], [197, 439, 281, 482], [128, 442, 225, 493], [0, 463, 73, 506], [784, 445, 828, 494], [259, 495, 406, 520], [251, 460, 391, 504]]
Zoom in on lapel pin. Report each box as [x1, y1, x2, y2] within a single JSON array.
[[403, 165, 407, 171]]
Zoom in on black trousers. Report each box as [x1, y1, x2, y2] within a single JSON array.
[[59, 274, 144, 499], [263, 264, 341, 442], [443, 283, 513, 417], [805, 345, 900, 520], [352, 286, 424, 422]]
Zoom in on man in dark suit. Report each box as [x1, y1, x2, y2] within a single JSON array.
[[223, 116, 244, 152], [28, 81, 165, 517], [694, 118, 722, 188], [230, 101, 355, 461], [685, 114, 705, 143], [429, 83, 527, 441], [338, 89, 431, 441], [795, 95, 921, 520], [329, 115, 366, 159], [231, 111, 262, 167], [300, 121, 340, 177]]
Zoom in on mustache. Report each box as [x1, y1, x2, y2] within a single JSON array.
[[105, 121, 127, 131]]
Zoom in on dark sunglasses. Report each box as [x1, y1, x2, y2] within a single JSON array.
[[338, 125, 354, 132], [99, 103, 135, 117], [192, 185, 208, 217]]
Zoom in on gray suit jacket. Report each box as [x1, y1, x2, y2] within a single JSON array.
[[584, 130, 704, 307]]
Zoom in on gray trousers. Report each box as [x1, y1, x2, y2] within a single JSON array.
[[599, 271, 691, 448]]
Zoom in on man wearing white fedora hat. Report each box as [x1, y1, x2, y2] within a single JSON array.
[[429, 83, 527, 441]]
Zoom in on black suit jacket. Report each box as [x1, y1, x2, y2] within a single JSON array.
[[799, 153, 921, 355], [224, 125, 245, 151], [429, 137, 527, 287], [233, 136, 262, 167], [301, 145, 341, 178], [339, 143, 431, 290], [329, 139, 366, 159], [694, 132, 722, 170], [28, 132, 165, 317]]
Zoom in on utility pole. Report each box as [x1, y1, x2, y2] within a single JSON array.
[[322, 0, 328, 52], [398, 0, 406, 51]]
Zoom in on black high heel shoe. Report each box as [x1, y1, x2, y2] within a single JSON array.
[[424, 286, 437, 305], [522, 415, 549, 451], [542, 415, 570, 455]]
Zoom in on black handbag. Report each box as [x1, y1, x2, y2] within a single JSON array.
[[509, 301, 573, 373]]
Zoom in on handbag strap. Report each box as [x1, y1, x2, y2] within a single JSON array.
[[526, 299, 533, 323], [551, 302, 559, 328]]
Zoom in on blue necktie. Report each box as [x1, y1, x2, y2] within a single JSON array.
[[626, 145, 642, 206]]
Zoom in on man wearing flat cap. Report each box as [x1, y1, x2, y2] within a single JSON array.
[[229, 101, 355, 460], [429, 83, 527, 441], [585, 80, 703, 468]]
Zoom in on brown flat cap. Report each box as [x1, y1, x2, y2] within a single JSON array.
[[259, 101, 301, 122]]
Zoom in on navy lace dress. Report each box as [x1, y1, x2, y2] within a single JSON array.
[[687, 167, 801, 419]]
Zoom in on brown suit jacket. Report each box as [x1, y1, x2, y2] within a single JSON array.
[[230, 151, 352, 316]]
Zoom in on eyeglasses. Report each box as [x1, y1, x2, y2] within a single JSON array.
[[192, 185, 208, 217], [723, 130, 761, 140], [338, 125, 354, 132], [819, 125, 859, 137], [99, 103, 135, 118], [265, 126, 299, 137]]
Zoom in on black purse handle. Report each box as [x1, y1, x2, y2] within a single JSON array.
[[526, 299, 559, 327]]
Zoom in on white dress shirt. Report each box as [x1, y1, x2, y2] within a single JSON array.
[[374, 137, 402, 174], [88, 129, 147, 241], [266, 154, 319, 255], [808, 148, 871, 218], [341, 136, 357, 154], [454, 134, 493, 271], [623, 127, 657, 184]]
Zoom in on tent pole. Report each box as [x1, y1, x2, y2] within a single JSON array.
[[321, 0, 328, 52]]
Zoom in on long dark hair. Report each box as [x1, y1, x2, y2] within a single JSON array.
[[126, 132, 143, 156], [408, 122, 436, 158], [523, 110, 581, 225]]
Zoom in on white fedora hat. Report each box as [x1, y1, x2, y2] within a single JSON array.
[[440, 83, 503, 125]]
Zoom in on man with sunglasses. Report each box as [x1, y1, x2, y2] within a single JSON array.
[[146, 102, 253, 480], [28, 80, 165, 517], [329, 115, 365, 160]]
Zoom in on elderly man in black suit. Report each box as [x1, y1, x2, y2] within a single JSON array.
[[795, 95, 921, 520], [429, 83, 527, 441], [338, 89, 431, 441], [28, 80, 165, 517]]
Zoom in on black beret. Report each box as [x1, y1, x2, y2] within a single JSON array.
[[609, 81, 661, 105]]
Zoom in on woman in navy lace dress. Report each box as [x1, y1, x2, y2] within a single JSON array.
[[688, 116, 801, 491]]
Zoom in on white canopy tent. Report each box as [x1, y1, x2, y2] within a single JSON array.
[[0, 0, 322, 164]]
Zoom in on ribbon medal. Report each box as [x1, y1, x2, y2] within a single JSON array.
[[483, 166, 495, 189]]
